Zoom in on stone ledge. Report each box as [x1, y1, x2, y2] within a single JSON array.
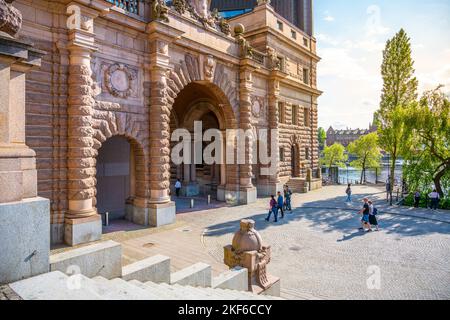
[[170, 262, 212, 287], [122, 255, 170, 283], [212, 267, 248, 292], [50, 240, 122, 279]]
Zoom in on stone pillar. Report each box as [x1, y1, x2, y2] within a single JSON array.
[[148, 23, 182, 226], [238, 64, 257, 204], [183, 163, 191, 184], [64, 6, 102, 246], [0, 1, 49, 284], [258, 75, 284, 196]]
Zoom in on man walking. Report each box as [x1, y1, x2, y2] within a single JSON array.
[[175, 179, 182, 197], [428, 189, 440, 210], [277, 191, 285, 219], [284, 185, 292, 212]]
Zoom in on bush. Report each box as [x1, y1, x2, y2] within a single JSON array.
[[402, 193, 450, 210]]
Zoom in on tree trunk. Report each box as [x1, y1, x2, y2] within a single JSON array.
[[360, 169, 364, 185], [433, 164, 449, 197], [390, 156, 396, 206]]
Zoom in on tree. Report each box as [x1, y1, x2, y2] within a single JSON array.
[[376, 29, 418, 205], [347, 133, 382, 184], [403, 87, 450, 197], [320, 143, 347, 179], [318, 127, 327, 150]]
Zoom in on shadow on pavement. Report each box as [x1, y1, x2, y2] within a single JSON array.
[[204, 193, 450, 239]]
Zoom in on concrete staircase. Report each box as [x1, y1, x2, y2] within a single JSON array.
[[8, 271, 283, 300]]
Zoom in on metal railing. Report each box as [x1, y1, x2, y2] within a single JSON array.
[[107, 0, 139, 14]]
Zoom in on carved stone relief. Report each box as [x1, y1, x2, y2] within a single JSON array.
[[104, 63, 137, 99]]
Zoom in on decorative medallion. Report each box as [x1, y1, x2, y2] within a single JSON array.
[[104, 64, 136, 99], [251, 96, 264, 118]]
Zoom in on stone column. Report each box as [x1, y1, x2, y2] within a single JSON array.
[[64, 5, 104, 246], [238, 64, 257, 204], [147, 22, 182, 226], [0, 1, 49, 284], [262, 75, 284, 196]]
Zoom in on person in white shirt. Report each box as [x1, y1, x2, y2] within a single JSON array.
[[428, 190, 440, 210], [175, 179, 182, 197]]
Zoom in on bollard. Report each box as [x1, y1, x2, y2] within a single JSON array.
[[190, 199, 194, 209], [207, 195, 211, 205], [105, 212, 109, 226]]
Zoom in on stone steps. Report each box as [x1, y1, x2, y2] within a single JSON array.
[[9, 270, 283, 300]]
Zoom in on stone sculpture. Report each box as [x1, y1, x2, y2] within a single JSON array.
[[224, 220, 280, 295], [150, 0, 169, 23], [267, 46, 281, 70], [234, 24, 253, 59], [0, 0, 22, 37]]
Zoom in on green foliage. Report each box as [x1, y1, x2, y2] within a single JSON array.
[[347, 133, 382, 184], [376, 29, 417, 203], [402, 87, 450, 196], [403, 193, 450, 210], [320, 143, 347, 171], [318, 127, 327, 150], [379, 29, 418, 112]]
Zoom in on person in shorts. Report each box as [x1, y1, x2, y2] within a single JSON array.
[[358, 198, 372, 232]]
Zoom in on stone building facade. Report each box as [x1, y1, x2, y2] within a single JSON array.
[[12, 0, 322, 246]]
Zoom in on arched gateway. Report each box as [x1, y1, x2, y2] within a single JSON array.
[[17, 0, 322, 246]]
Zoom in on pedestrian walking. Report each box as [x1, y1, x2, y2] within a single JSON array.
[[345, 184, 352, 203], [357, 198, 372, 232], [175, 179, 182, 197], [414, 190, 421, 208], [386, 179, 391, 202], [368, 200, 380, 231], [428, 190, 440, 210], [265, 195, 278, 223], [284, 185, 292, 212], [277, 191, 285, 219]]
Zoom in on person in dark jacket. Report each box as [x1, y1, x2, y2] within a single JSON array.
[[265, 195, 278, 223], [277, 191, 285, 219]]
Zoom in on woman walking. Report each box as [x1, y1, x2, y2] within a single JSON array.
[[346, 184, 352, 203], [368, 200, 380, 231], [265, 195, 278, 223]]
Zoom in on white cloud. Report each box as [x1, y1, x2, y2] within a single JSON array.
[[323, 11, 335, 22]]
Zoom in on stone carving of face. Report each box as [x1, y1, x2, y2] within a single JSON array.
[[191, 0, 210, 18]]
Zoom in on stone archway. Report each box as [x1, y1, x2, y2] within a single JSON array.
[[95, 135, 131, 220], [169, 81, 237, 201]]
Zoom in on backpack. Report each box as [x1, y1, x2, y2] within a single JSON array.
[[373, 207, 378, 216]]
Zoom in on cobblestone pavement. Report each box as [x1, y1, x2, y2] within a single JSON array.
[[182, 185, 450, 300], [0, 285, 21, 300]]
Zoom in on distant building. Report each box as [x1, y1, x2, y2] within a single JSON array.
[[326, 124, 377, 147], [211, 0, 314, 36]]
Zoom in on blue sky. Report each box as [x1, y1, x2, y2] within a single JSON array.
[[314, 0, 450, 129]]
